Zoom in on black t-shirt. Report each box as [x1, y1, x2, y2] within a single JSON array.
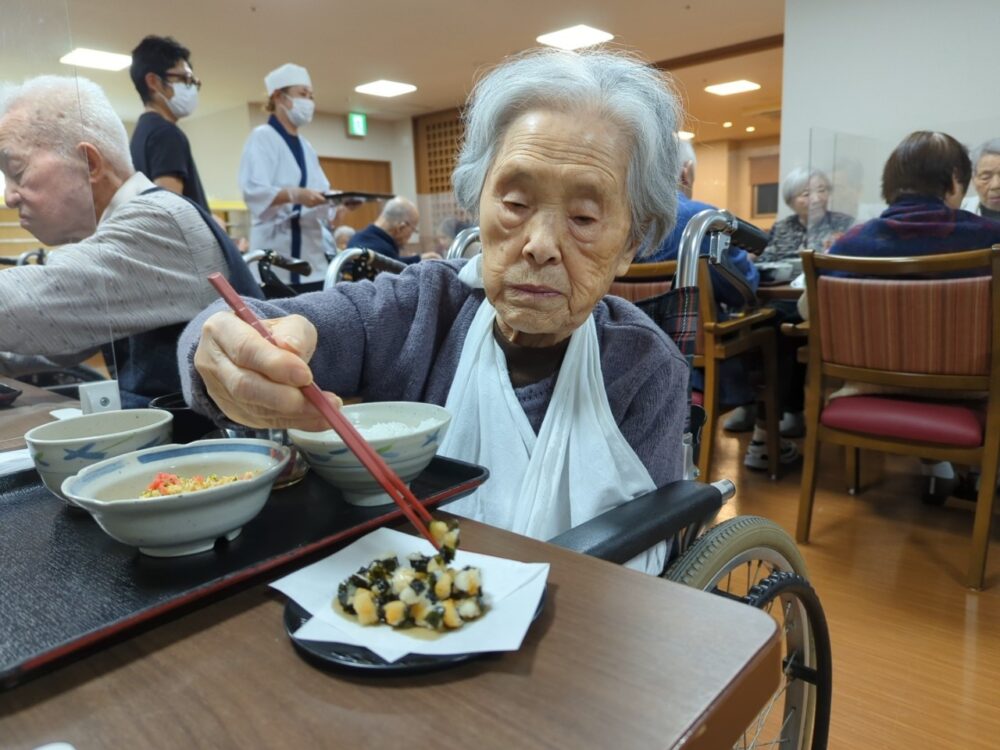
[[130, 111, 209, 211]]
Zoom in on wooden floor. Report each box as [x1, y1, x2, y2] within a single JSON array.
[[708, 423, 1000, 749]]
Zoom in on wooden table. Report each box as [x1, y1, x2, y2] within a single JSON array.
[[0, 520, 781, 750], [0, 377, 71, 451]]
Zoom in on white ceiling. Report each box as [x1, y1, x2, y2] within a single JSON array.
[[4, 0, 784, 143]]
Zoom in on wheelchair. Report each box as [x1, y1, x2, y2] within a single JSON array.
[[325, 215, 833, 750]]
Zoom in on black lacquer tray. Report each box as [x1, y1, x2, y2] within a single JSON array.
[[0, 457, 488, 689]]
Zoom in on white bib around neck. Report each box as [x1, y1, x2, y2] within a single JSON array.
[[439, 256, 664, 574]]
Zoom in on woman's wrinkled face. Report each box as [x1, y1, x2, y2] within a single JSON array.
[[479, 110, 636, 347], [791, 176, 830, 223]]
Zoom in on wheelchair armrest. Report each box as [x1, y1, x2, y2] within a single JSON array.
[[702, 307, 776, 335], [547, 480, 725, 564]]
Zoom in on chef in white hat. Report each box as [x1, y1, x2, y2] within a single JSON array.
[[238, 63, 336, 286]]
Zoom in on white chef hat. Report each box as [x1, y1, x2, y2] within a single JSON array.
[[265, 63, 312, 96]]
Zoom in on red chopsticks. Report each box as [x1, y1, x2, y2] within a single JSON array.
[[207, 273, 440, 550]]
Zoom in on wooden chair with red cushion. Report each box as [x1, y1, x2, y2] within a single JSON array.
[[797, 246, 1000, 589]]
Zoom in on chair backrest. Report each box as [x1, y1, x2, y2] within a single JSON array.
[[608, 261, 677, 304], [801, 246, 1000, 391]]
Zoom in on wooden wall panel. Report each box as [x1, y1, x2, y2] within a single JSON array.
[[412, 108, 469, 252], [319, 157, 393, 230]]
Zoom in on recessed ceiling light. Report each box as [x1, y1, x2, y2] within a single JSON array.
[[704, 80, 761, 96], [354, 80, 417, 98], [745, 126, 756, 133], [677, 131, 695, 141], [536, 24, 614, 50], [722, 121, 733, 128], [59, 48, 131, 71]]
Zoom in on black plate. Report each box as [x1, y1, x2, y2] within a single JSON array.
[[323, 191, 395, 205], [284, 586, 546, 675], [0, 383, 22, 407]]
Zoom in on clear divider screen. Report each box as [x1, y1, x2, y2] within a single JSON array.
[[0, 2, 247, 447], [0, 0, 122, 441]]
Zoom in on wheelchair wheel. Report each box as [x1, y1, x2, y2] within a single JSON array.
[[665, 515, 808, 589], [665, 517, 830, 750]]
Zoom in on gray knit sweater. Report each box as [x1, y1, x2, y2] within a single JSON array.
[[179, 259, 689, 488]]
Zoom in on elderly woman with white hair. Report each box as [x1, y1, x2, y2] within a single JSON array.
[[760, 167, 854, 262], [963, 138, 1000, 220], [179, 48, 689, 573]]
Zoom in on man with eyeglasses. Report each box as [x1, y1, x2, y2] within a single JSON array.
[[128, 35, 208, 210], [348, 197, 439, 264]]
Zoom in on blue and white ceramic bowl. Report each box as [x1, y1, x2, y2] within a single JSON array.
[[61, 439, 290, 557], [288, 402, 451, 506], [25, 409, 173, 505]]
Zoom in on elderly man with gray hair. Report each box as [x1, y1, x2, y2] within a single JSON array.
[[0, 75, 261, 407], [180, 47, 690, 574], [347, 196, 439, 263], [962, 138, 1000, 221]]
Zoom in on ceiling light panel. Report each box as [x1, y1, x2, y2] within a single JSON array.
[[536, 24, 614, 50], [354, 80, 417, 98], [704, 80, 761, 96], [59, 48, 132, 71], [677, 131, 695, 141]]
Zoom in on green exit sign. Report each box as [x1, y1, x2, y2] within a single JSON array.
[[347, 112, 367, 137]]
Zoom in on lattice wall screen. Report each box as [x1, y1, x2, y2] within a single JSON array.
[[414, 109, 466, 251]]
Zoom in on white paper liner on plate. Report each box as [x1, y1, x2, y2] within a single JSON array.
[[270, 527, 549, 663]]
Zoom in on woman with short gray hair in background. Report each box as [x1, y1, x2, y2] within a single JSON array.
[[760, 167, 854, 262], [180, 48, 690, 574]]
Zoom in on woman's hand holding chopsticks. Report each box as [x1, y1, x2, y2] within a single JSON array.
[[194, 310, 342, 431]]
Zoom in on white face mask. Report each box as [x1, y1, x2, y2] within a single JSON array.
[[284, 97, 315, 127], [163, 81, 199, 119]]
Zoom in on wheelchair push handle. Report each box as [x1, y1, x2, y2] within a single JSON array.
[[243, 249, 312, 277], [729, 218, 769, 255]]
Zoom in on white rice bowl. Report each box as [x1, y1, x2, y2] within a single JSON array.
[[288, 402, 451, 506]]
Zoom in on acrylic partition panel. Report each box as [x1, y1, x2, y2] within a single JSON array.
[[0, 0, 121, 423], [808, 127, 892, 231], [416, 192, 476, 257], [806, 121, 1000, 246]]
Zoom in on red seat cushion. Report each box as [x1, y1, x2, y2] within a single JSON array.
[[691, 390, 704, 407], [821, 395, 986, 447]]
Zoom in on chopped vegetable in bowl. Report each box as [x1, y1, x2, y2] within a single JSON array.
[[140, 471, 259, 498]]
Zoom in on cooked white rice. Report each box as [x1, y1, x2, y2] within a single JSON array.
[[355, 417, 441, 441]]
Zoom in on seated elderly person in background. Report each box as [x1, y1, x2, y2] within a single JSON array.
[[962, 138, 1000, 221], [434, 216, 474, 255], [760, 168, 854, 262], [0, 76, 260, 407], [642, 137, 759, 429], [348, 197, 440, 263], [332, 224, 355, 252], [822, 131, 1000, 266], [180, 48, 689, 574]]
